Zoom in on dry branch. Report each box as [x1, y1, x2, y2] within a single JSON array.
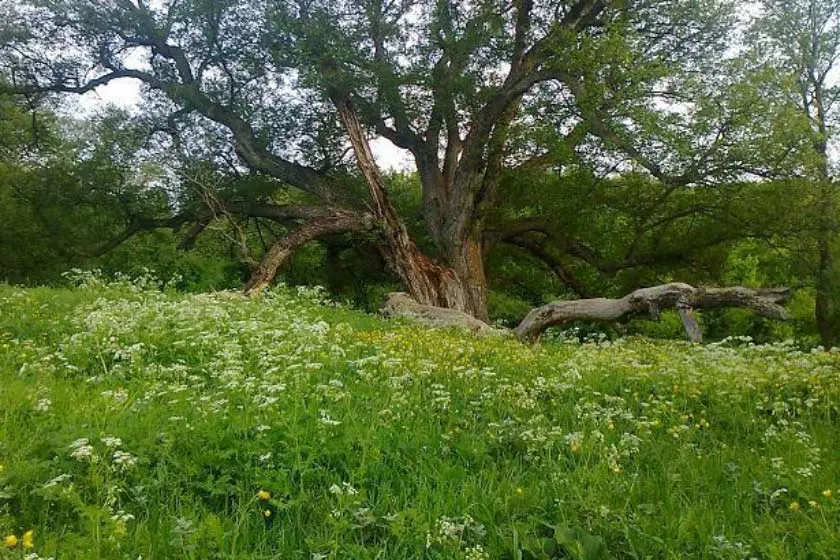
[[514, 283, 791, 342]]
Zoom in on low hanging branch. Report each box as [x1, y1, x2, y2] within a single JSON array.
[[514, 283, 791, 342], [243, 210, 376, 296]]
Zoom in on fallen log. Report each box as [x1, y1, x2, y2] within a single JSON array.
[[514, 283, 791, 342]]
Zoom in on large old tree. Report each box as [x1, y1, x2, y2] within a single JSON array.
[[1, 0, 803, 324]]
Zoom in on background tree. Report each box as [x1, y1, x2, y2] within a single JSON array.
[[750, 0, 840, 347], [0, 94, 172, 283]]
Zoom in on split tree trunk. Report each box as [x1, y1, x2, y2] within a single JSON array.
[[514, 283, 791, 342], [444, 235, 490, 321], [332, 95, 489, 319]]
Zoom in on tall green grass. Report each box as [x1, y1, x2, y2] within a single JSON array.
[[0, 279, 838, 559]]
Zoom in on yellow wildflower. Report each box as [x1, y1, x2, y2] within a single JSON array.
[[789, 500, 800, 512], [114, 520, 127, 538], [257, 489, 271, 501], [22, 530, 33, 549], [3, 534, 17, 548], [823, 489, 832, 498], [263, 509, 272, 518], [808, 500, 819, 508], [515, 487, 524, 495]]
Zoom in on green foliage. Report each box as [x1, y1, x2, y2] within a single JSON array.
[[96, 231, 246, 292], [553, 525, 614, 560], [626, 310, 687, 340], [0, 98, 171, 285], [487, 290, 536, 328], [0, 281, 838, 558]]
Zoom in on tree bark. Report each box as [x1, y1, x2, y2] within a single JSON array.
[[514, 283, 791, 341], [331, 94, 489, 319], [815, 232, 838, 347], [801, 52, 838, 348]]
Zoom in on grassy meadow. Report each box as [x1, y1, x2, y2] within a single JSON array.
[[0, 277, 838, 559]]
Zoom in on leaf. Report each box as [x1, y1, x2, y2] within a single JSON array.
[[553, 525, 614, 560]]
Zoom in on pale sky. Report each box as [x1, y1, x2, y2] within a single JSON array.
[[76, 79, 415, 171]]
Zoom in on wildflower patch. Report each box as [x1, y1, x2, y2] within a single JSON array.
[[0, 282, 838, 558]]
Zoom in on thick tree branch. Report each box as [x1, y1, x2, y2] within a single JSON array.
[[243, 210, 377, 296], [87, 202, 352, 258], [7, 5, 346, 203], [515, 283, 791, 342]]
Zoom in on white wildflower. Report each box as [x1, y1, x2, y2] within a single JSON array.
[[329, 482, 358, 496], [101, 436, 123, 448], [319, 410, 341, 426], [34, 398, 52, 412], [465, 545, 490, 560], [112, 450, 138, 470], [42, 473, 72, 489], [101, 388, 129, 404], [69, 438, 95, 461]]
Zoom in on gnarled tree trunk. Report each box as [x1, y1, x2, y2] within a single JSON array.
[[331, 94, 489, 319], [441, 235, 489, 321]]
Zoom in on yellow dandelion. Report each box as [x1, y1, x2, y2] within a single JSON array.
[[789, 500, 800, 512], [808, 500, 819, 508], [515, 487, 524, 495], [3, 535, 17, 548], [611, 464, 622, 474], [823, 489, 832, 498], [263, 509, 272, 518], [22, 530, 33, 549], [257, 489, 271, 501]]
